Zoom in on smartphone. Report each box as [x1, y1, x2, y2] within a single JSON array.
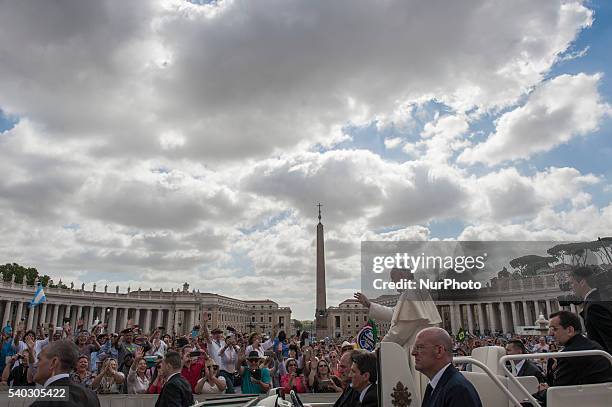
[[296, 368, 303, 375], [189, 350, 202, 358], [251, 368, 262, 381], [304, 338, 310, 347]]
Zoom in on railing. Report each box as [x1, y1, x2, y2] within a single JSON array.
[[498, 350, 612, 407], [453, 356, 525, 407]]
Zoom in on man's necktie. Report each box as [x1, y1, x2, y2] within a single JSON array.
[[421, 383, 434, 407]]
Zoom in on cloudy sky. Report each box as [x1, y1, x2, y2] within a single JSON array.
[[1, 0, 611, 320]]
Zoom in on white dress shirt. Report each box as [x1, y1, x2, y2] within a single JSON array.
[[429, 363, 451, 390], [43, 373, 70, 388], [359, 383, 372, 402], [514, 359, 526, 375]]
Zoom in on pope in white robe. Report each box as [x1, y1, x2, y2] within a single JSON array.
[[354, 268, 441, 402]]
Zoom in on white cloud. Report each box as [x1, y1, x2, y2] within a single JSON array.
[[0, 0, 595, 162], [458, 73, 610, 165], [384, 137, 403, 150], [0, 0, 609, 319]]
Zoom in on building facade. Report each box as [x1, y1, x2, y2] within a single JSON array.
[[323, 273, 574, 338], [0, 280, 291, 337]]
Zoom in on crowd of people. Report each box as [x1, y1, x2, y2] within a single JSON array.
[[0, 266, 611, 406]]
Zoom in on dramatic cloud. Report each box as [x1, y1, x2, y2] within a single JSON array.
[[458, 73, 610, 165], [0, 0, 594, 161], [0, 0, 609, 319]]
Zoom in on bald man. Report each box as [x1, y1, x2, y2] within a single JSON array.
[[412, 328, 482, 407]]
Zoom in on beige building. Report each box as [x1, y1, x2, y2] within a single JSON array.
[[0, 280, 291, 337], [323, 273, 572, 338]]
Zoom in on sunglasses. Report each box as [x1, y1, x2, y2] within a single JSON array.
[[318, 364, 328, 368], [208, 365, 219, 370]]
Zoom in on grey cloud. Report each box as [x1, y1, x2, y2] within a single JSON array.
[[0, 0, 593, 161]]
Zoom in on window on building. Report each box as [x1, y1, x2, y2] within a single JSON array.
[[335, 316, 340, 328], [269, 317, 272, 322]]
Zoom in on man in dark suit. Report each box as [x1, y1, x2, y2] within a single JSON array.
[[155, 350, 195, 407], [570, 266, 612, 353], [333, 350, 360, 407], [412, 327, 482, 407], [349, 351, 378, 407], [505, 339, 546, 383], [31, 339, 100, 407], [534, 311, 612, 405]]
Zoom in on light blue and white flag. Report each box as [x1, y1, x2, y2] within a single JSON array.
[[29, 284, 46, 308]]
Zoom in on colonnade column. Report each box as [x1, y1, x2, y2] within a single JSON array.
[[27, 305, 35, 329], [466, 304, 475, 333], [534, 301, 541, 318], [40, 303, 48, 326], [447, 304, 456, 334], [144, 309, 152, 334], [500, 302, 510, 333], [122, 308, 129, 330], [545, 299, 552, 317], [168, 308, 175, 335], [477, 304, 486, 334], [32, 307, 39, 328], [51, 304, 59, 327], [522, 301, 532, 325], [109, 308, 117, 333], [486, 303, 497, 332], [76, 306, 83, 327], [133, 308, 141, 329], [155, 309, 163, 330], [2, 301, 11, 326], [510, 302, 519, 333], [16, 302, 24, 325]]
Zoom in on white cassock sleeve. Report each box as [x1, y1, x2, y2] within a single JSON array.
[[381, 319, 431, 347], [368, 302, 394, 322]]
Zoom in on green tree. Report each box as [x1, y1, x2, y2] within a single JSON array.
[[509, 255, 557, 277], [497, 266, 510, 279], [292, 319, 303, 331], [0, 263, 52, 286]]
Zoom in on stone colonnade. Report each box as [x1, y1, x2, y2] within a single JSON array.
[[439, 298, 575, 334]]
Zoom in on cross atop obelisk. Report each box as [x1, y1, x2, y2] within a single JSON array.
[[315, 203, 328, 338]]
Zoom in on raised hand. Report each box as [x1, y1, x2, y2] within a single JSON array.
[[25, 336, 35, 351], [353, 292, 371, 308]]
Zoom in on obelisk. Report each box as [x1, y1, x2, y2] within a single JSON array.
[[315, 203, 328, 339]]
